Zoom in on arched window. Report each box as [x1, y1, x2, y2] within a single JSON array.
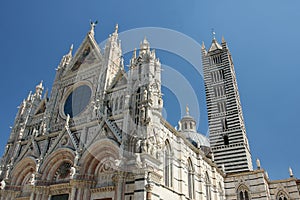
[[109, 98, 113, 114], [277, 191, 289, 200], [134, 88, 141, 125], [114, 97, 119, 112], [237, 185, 250, 200], [218, 182, 224, 200], [164, 140, 172, 187], [187, 158, 195, 199], [205, 172, 212, 200], [119, 95, 124, 110]]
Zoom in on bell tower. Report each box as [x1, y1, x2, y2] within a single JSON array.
[[202, 35, 253, 173]]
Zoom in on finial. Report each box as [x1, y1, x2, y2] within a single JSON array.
[[43, 88, 49, 99], [0, 180, 6, 190], [289, 167, 294, 177], [265, 171, 269, 179], [38, 80, 43, 88], [222, 36, 226, 43], [142, 36, 149, 45], [114, 24, 119, 33], [68, 44, 73, 55], [27, 91, 32, 101], [201, 41, 206, 49], [186, 104, 190, 115], [212, 28, 216, 40], [133, 48, 137, 59], [65, 114, 70, 128], [256, 158, 261, 169], [222, 164, 225, 173]]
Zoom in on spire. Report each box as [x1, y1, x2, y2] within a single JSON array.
[[36, 80, 43, 91], [114, 24, 119, 34], [143, 36, 148, 44], [120, 55, 124, 69], [208, 30, 222, 52], [35, 81, 44, 99], [139, 37, 150, 56], [289, 167, 294, 177], [27, 91, 32, 101], [130, 48, 137, 66], [68, 44, 73, 56], [140, 37, 150, 50], [133, 48, 137, 59], [221, 36, 228, 49], [57, 44, 74, 69], [201, 41, 206, 49], [222, 36, 226, 43], [256, 158, 261, 169]]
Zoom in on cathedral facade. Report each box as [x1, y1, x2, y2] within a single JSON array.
[[0, 24, 299, 200]]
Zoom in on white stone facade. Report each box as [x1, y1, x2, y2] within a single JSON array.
[[0, 24, 299, 200]]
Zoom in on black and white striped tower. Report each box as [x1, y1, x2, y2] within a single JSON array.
[[201, 35, 253, 173]]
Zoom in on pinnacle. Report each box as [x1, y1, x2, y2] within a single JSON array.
[[114, 24, 119, 34], [201, 41, 206, 49], [222, 36, 226, 43]]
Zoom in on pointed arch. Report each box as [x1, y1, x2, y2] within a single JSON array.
[[205, 172, 212, 200], [114, 97, 119, 112], [276, 190, 289, 200], [164, 139, 172, 187], [187, 158, 195, 199], [237, 184, 251, 200], [119, 95, 124, 110], [218, 182, 224, 200]]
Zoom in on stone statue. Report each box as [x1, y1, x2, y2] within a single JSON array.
[[5, 165, 11, 180], [70, 166, 76, 179], [36, 158, 41, 173], [140, 107, 145, 121], [143, 89, 148, 101], [65, 114, 70, 128], [0, 180, 6, 190], [289, 167, 294, 177], [135, 139, 142, 153], [74, 151, 80, 167], [29, 173, 36, 185], [141, 139, 147, 153], [178, 121, 182, 131], [89, 20, 98, 35], [256, 158, 261, 169]]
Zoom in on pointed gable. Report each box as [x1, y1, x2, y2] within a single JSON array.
[[108, 69, 128, 90], [34, 99, 47, 115], [64, 30, 102, 74], [208, 38, 222, 52]]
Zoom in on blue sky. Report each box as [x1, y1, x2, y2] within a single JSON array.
[[0, 0, 300, 180]]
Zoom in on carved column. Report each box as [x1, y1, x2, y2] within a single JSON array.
[[112, 173, 125, 200], [70, 187, 77, 200], [145, 183, 154, 200], [30, 192, 35, 200]]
